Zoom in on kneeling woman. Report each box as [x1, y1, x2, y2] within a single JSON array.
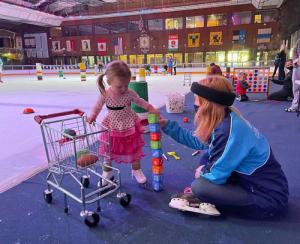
[[161, 75, 289, 219]]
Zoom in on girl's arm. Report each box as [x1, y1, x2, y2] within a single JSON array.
[[162, 120, 208, 150], [87, 94, 105, 123], [128, 89, 159, 115]]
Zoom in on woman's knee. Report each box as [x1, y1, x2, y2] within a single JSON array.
[[191, 178, 212, 199]]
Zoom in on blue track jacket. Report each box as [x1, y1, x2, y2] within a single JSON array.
[[162, 111, 288, 209]]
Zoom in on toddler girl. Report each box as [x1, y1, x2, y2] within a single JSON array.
[[87, 61, 160, 184]]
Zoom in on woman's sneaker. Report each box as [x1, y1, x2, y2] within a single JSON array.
[[132, 169, 147, 184]]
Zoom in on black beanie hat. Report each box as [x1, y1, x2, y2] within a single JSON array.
[[191, 82, 236, 106]]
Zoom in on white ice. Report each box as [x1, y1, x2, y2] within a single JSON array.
[[0, 73, 204, 193]]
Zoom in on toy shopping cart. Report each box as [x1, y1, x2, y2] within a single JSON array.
[[34, 109, 131, 227]]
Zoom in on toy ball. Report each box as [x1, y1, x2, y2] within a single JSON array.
[[77, 154, 98, 167], [23, 108, 35, 114], [183, 117, 189, 123], [63, 129, 76, 137]]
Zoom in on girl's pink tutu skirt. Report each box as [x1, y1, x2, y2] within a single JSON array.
[[99, 120, 145, 163]]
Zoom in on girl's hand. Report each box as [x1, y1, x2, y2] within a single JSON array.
[[195, 165, 204, 179], [148, 106, 160, 117], [87, 116, 96, 124]]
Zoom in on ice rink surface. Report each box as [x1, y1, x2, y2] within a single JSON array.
[[0, 73, 203, 192]]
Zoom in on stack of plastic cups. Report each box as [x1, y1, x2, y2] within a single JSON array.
[[128, 68, 149, 132], [59, 69, 64, 78], [79, 62, 86, 82], [36, 63, 43, 80], [148, 113, 163, 192]]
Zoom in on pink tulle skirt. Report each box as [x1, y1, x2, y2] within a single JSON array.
[[99, 120, 145, 163]]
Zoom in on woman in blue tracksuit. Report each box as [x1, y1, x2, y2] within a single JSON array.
[[161, 75, 289, 219]]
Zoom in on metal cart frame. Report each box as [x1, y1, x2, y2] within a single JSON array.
[[35, 109, 131, 227]]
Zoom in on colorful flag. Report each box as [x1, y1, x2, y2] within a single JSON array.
[[52, 41, 60, 51], [232, 30, 246, 44], [168, 34, 178, 51], [210, 32, 222, 45], [257, 28, 272, 43], [97, 39, 107, 55], [66, 40, 75, 51], [81, 40, 91, 51], [188, 33, 200, 47], [138, 15, 145, 32], [113, 37, 123, 55]]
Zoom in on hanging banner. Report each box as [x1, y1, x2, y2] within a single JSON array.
[[97, 39, 107, 55], [52, 41, 61, 52], [210, 32, 222, 45], [233, 30, 246, 44], [81, 39, 91, 51], [257, 28, 272, 44], [188, 33, 200, 47], [168, 34, 178, 51], [16, 36, 23, 49], [113, 37, 123, 55], [66, 40, 75, 51]]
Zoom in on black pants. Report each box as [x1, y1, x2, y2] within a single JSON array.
[[268, 89, 292, 101], [272, 65, 279, 78], [191, 177, 280, 219], [273, 65, 285, 80], [173, 67, 177, 75], [278, 65, 285, 81]]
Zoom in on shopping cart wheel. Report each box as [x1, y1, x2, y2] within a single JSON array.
[[43, 190, 53, 204], [84, 212, 100, 227], [119, 193, 131, 207], [81, 176, 90, 188]]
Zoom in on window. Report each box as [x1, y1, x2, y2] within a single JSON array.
[[185, 52, 203, 63], [165, 18, 183, 30], [186, 16, 204, 28], [78, 25, 93, 35], [231, 12, 251, 25], [95, 24, 110, 34], [254, 14, 262, 24], [50, 27, 62, 37], [110, 22, 127, 33], [128, 20, 140, 32], [262, 10, 277, 23], [148, 19, 164, 31], [147, 54, 163, 64], [63, 26, 78, 36], [207, 14, 227, 27]]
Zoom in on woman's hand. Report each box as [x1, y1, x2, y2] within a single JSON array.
[[159, 118, 168, 128], [195, 165, 204, 179]]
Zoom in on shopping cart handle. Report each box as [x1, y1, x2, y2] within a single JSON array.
[[34, 109, 85, 124]]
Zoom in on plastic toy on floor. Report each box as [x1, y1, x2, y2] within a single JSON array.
[[167, 151, 180, 160], [169, 192, 221, 216]]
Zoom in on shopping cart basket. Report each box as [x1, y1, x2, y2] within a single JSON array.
[[34, 109, 131, 227]]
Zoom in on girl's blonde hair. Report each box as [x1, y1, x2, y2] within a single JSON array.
[[194, 75, 239, 142], [97, 61, 131, 94]]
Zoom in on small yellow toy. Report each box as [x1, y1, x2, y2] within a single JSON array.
[[167, 151, 180, 160]]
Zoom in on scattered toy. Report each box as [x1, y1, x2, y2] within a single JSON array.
[[167, 151, 180, 160]]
